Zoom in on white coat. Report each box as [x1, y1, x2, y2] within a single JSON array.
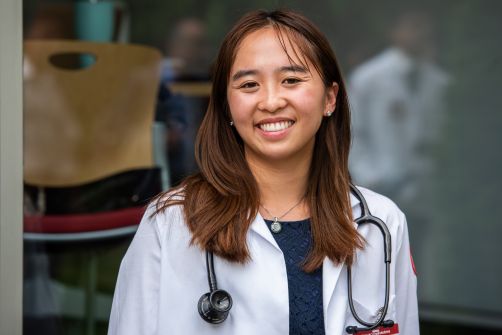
[[108, 186, 419, 335]]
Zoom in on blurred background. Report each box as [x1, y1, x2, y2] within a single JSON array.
[[20, 0, 502, 334]]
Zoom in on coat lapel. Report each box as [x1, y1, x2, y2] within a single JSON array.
[[322, 257, 345, 327], [249, 190, 363, 333], [249, 212, 281, 251]]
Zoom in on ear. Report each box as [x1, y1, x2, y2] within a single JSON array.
[[325, 82, 339, 115]]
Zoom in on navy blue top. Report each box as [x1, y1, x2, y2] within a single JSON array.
[[264, 218, 325, 335]]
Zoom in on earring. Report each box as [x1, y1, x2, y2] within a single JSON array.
[[326, 110, 333, 117], [229, 121, 234, 126]]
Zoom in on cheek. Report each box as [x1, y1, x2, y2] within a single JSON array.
[[227, 92, 255, 122], [296, 89, 326, 118]]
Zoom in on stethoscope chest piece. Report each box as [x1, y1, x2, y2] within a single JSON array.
[[198, 289, 233, 324], [199, 251, 233, 324]]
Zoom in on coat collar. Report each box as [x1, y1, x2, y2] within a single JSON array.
[[350, 189, 361, 210], [251, 193, 359, 248], [250, 190, 361, 248], [250, 211, 281, 250]]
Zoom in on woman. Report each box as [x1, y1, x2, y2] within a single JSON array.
[[108, 9, 419, 335]]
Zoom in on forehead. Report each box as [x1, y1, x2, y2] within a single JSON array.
[[231, 26, 311, 70]]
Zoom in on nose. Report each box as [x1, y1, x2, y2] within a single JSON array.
[[257, 86, 286, 113]]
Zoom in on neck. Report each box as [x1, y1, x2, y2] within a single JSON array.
[[246, 150, 311, 220]]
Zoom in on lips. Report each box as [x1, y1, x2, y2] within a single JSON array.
[[257, 120, 294, 132]]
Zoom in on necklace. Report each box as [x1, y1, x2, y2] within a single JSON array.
[[260, 197, 304, 234]]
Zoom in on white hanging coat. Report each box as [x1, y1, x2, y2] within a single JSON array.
[[108, 186, 419, 335]]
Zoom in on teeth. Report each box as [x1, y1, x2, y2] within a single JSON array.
[[259, 121, 294, 132]]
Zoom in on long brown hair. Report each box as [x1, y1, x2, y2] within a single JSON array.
[[155, 9, 363, 272]]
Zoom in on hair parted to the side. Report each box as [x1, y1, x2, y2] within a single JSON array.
[[155, 9, 363, 272]]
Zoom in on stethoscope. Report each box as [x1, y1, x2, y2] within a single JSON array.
[[198, 184, 395, 334]]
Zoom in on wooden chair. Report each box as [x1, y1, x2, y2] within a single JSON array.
[[24, 40, 161, 187], [23, 40, 163, 335]]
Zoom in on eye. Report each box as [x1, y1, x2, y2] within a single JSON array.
[[283, 77, 303, 85], [238, 81, 258, 90]]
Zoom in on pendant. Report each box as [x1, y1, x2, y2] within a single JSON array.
[[270, 217, 282, 233]]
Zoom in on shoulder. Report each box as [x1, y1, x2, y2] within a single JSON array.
[[355, 186, 407, 244], [357, 186, 404, 217], [130, 187, 188, 248]]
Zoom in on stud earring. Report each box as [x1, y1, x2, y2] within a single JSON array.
[[229, 121, 234, 126], [326, 111, 333, 117]]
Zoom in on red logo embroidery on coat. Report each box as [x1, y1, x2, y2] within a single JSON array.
[[355, 323, 399, 335], [410, 247, 417, 276]]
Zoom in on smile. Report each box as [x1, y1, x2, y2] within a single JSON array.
[[258, 121, 294, 132]]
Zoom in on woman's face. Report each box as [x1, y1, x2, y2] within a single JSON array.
[[227, 27, 338, 165]]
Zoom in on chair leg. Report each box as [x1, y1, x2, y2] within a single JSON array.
[[85, 250, 98, 335]]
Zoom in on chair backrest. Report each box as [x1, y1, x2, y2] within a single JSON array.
[[24, 40, 162, 187]]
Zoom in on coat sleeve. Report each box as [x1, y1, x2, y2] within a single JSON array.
[[394, 209, 420, 335], [108, 205, 162, 335]]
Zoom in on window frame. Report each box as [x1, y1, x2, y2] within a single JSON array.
[[0, 0, 23, 334]]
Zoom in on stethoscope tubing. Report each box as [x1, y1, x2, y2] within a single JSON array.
[[200, 184, 394, 333], [206, 251, 218, 292], [347, 263, 391, 329], [346, 184, 393, 333]]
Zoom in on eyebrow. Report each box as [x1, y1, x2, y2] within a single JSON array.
[[279, 65, 308, 74], [231, 69, 258, 82], [231, 65, 308, 82]]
